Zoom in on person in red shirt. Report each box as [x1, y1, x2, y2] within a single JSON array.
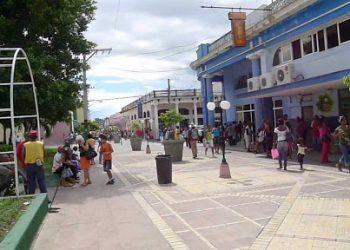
[[100, 134, 115, 185], [16, 135, 28, 169]]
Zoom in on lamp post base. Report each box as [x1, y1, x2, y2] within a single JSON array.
[[146, 144, 151, 154], [219, 162, 231, 178]]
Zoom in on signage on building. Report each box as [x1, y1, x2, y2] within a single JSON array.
[[137, 101, 143, 118], [228, 12, 247, 47]]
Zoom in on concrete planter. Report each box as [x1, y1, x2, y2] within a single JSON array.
[[162, 139, 185, 162], [130, 137, 142, 151], [0, 194, 48, 250]]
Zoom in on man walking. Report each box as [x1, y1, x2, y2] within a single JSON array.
[[189, 124, 199, 158], [23, 130, 47, 194]]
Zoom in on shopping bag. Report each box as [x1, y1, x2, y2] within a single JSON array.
[[271, 148, 279, 159]]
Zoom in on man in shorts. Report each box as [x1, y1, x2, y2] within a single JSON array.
[[100, 135, 115, 185]]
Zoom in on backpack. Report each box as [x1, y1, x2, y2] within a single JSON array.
[[191, 129, 198, 139]]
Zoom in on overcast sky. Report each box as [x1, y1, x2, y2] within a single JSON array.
[[85, 0, 272, 119]]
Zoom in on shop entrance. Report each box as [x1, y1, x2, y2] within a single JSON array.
[[302, 106, 313, 147]]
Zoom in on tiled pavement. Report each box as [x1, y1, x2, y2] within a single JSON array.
[[32, 140, 350, 250]]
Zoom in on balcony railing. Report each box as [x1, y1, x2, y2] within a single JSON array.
[[207, 0, 298, 53], [208, 32, 232, 53], [270, 0, 298, 14]]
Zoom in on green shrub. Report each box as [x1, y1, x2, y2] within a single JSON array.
[[0, 144, 13, 152]]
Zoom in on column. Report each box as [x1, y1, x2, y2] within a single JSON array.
[[206, 78, 215, 127], [193, 101, 198, 125], [152, 104, 159, 139], [200, 78, 208, 126], [252, 58, 261, 77], [222, 72, 235, 122], [175, 101, 180, 126]]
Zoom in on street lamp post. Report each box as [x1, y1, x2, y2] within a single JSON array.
[[207, 100, 231, 178]]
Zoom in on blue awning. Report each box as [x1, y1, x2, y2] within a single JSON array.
[[237, 70, 350, 99]]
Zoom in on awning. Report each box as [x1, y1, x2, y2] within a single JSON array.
[[237, 70, 350, 99]]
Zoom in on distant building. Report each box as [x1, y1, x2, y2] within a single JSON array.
[[191, 0, 350, 143], [120, 87, 222, 139]]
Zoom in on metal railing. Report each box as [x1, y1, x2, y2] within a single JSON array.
[[207, 0, 298, 53]]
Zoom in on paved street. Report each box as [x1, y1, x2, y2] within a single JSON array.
[[32, 140, 350, 250]]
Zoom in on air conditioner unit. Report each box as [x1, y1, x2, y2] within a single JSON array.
[[247, 77, 260, 92], [275, 63, 294, 85], [260, 73, 277, 89]]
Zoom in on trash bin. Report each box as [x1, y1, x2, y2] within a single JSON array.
[[155, 154, 172, 184]]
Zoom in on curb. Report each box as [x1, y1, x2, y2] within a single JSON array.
[[0, 193, 48, 250]]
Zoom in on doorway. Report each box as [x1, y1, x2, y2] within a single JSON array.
[[302, 106, 313, 147]]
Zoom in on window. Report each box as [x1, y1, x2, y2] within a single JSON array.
[[339, 19, 350, 43], [317, 30, 325, 51], [179, 108, 189, 115], [313, 34, 318, 52], [147, 111, 150, 117], [197, 107, 203, 114], [302, 35, 313, 55], [282, 45, 291, 61], [292, 39, 301, 60], [273, 48, 282, 66], [326, 24, 339, 49]]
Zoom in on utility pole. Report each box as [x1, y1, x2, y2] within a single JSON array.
[[82, 48, 112, 122]]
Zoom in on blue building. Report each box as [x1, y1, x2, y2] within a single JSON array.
[[191, 0, 350, 137]]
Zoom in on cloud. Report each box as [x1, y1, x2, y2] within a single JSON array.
[[85, 0, 273, 119]]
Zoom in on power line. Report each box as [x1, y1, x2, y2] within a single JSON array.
[[89, 94, 142, 102], [111, 67, 190, 73], [200, 5, 272, 11]]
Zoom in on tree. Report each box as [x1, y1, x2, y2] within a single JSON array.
[[159, 111, 185, 128], [0, 0, 97, 132], [344, 76, 350, 90]]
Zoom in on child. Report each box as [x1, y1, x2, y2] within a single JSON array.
[[297, 138, 308, 170], [205, 126, 215, 157], [100, 134, 115, 185]]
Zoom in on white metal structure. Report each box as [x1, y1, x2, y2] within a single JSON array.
[[247, 77, 260, 92], [275, 63, 294, 85], [260, 72, 277, 89], [0, 48, 41, 197]]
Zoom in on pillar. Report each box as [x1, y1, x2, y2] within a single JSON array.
[[252, 58, 261, 77], [193, 101, 198, 125], [206, 78, 215, 127], [200, 78, 208, 126], [152, 104, 159, 139], [175, 101, 180, 126]]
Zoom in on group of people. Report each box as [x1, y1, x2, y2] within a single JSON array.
[[53, 133, 115, 188]]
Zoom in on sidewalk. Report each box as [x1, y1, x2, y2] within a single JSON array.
[[32, 140, 350, 250]]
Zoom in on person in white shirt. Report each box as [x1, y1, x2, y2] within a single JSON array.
[[274, 118, 290, 170], [297, 138, 308, 170]]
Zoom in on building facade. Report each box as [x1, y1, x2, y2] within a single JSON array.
[[120, 88, 222, 139], [191, 0, 350, 138]]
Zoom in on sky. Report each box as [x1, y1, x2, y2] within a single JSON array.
[[85, 0, 273, 119]]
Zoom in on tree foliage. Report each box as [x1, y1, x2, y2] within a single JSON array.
[[159, 111, 184, 128], [0, 0, 97, 130], [344, 76, 350, 90]]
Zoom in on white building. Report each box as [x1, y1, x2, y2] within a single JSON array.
[[120, 86, 222, 139]]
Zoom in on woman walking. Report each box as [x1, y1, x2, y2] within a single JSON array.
[[76, 135, 92, 186], [274, 118, 290, 170], [319, 117, 331, 164], [334, 116, 350, 171]]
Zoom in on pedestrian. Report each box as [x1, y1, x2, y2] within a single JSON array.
[[297, 138, 308, 170], [100, 135, 115, 184], [311, 115, 320, 151], [263, 120, 273, 158], [205, 126, 215, 157], [23, 130, 47, 194], [182, 127, 189, 147], [244, 121, 252, 152], [319, 116, 331, 164], [97, 134, 103, 164], [334, 116, 350, 171], [213, 125, 221, 154], [189, 124, 199, 158], [174, 126, 181, 140], [76, 135, 92, 186], [255, 127, 264, 154], [274, 118, 290, 170], [87, 133, 96, 165]]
